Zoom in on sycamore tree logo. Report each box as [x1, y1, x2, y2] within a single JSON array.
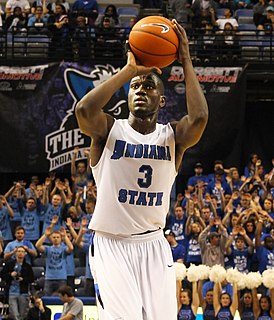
[[45, 64, 129, 171]]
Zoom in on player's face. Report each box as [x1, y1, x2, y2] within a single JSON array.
[[128, 74, 165, 119]]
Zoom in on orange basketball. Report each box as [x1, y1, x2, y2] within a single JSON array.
[[129, 16, 179, 68]]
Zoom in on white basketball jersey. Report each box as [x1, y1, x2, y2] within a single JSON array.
[[89, 119, 177, 236]]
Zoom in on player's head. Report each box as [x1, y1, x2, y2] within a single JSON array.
[[128, 73, 166, 119]]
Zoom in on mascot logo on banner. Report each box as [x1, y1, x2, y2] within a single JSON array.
[[45, 64, 130, 171]]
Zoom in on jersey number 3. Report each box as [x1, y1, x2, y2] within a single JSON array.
[[137, 165, 153, 188]]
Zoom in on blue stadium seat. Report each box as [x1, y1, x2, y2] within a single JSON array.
[[238, 24, 256, 31], [117, 6, 139, 16], [234, 9, 254, 24]]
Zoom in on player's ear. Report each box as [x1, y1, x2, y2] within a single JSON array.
[[159, 95, 166, 108]]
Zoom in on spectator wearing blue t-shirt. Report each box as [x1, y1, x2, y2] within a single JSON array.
[[75, 216, 95, 297], [225, 226, 254, 273], [42, 190, 65, 235], [185, 208, 205, 266], [166, 205, 187, 247], [255, 220, 274, 273], [164, 229, 185, 263], [206, 168, 232, 210], [187, 162, 208, 193], [36, 221, 73, 296], [4, 226, 37, 264], [18, 197, 42, 243], [0, 194, 14, 243]]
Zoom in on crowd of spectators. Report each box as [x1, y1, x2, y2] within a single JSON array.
[[0, 149, 273, 318], [0, 0, 273, 61]]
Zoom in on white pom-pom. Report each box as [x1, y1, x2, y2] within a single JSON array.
[[262, 269, 274, 289], [209, 265, 226, 283], [187, 264, 200, 282], [174, 262, 187, 280], [237, 273, 248, 290], [226, 268, 242, 284], [196, 265, 211, 280], [245, 272, 262, 289]]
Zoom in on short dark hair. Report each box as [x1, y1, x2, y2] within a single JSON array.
[[58, 285, 74, 297], [15, 226, 25, 233]]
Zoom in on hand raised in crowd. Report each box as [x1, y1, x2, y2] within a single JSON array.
[[44, 226, 52, 238], [51, 215, 59, 225], [81, 216, 88, 229], [66, 217, 72, 228]]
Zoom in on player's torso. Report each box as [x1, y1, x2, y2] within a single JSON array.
[[89, 119, 176, 236]]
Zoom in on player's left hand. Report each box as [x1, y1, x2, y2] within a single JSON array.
[[172, 20, 191, 64]]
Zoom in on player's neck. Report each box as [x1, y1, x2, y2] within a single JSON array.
[[128, 113, 157, 135]]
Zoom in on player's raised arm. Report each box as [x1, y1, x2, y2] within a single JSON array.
[[75, 51, 161, 140], [172, 20, 208, 154]]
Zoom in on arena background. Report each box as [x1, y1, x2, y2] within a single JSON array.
[[0, 60, 273, 194]]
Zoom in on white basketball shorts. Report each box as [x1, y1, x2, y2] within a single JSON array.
[[89, 229, 177, 320]]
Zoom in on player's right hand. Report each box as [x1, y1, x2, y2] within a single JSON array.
[[126, 42, 162, 76]]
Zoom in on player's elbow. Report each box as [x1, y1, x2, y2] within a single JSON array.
[[75, 101, 87, 123]]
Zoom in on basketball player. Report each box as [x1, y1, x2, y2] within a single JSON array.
[[76, 20, 208, 320]]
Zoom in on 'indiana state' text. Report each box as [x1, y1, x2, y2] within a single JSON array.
[[111, 140, 171, 161], [118, 189, 163, 206]]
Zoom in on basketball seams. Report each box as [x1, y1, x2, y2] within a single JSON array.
[[128, 15, 178, 68], [130, 30, 179, 51], [130, 42, 175, 57]]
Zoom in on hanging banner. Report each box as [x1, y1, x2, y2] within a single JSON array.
[[0, 62, 245, 175]]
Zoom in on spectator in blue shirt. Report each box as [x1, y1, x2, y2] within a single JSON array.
[[4, 226, 37, 264], [36, 219, 73, 296], [0, 194, 14, 243], [164, 229, 185, 263], [255, 220, 274, 273]]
